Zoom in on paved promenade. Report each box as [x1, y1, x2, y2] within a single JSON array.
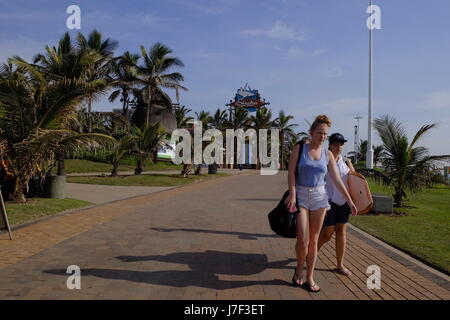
[[65, 169, 249, 204], [0, 170, 448, 299]]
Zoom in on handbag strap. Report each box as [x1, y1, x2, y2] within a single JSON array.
[[294, 141, 304, 185]]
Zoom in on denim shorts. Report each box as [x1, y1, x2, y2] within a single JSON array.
[[296, 185, 331, 211]]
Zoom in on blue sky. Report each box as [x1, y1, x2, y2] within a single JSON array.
[[1, 0, 449, 158]]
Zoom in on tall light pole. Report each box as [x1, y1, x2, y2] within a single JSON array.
[[354, 114, 363, 163], [366, 0, 374, 169]]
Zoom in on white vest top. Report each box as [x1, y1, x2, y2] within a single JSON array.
[[325, 155, 350, 206]]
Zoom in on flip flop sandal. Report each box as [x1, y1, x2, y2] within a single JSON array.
[[335, 268, 352, 276], [306, 282, 321, 293]]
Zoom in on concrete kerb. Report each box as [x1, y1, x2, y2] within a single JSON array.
[[0, 169, 257, 236]]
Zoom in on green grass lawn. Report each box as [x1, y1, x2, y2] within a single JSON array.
[[50, 159, 183, 174], [4, 198, 93, 226], [66, 172, 230, 187], [350, 179, 450, 274]]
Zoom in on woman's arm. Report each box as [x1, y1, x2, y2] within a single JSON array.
[[288, 144, 300, 192], [346, 159, 355, 172], [285, 144, 300, 212], [328, 151, 357, 215]]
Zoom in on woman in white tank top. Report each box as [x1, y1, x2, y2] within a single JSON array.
[[318, 133, 357, 277]]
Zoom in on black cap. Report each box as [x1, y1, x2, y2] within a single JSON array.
[[329, 133, 347, 144]]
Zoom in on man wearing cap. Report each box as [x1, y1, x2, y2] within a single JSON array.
[[318, 133, 356, 277]]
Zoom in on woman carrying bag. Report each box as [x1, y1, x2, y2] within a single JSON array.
[[285, 115, 357, 292]]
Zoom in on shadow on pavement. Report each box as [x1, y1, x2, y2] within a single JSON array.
[[43, 250, 296, 290], [151, 227, 278, 240]]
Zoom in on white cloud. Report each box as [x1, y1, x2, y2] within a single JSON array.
[[242, 21, 307, 41]]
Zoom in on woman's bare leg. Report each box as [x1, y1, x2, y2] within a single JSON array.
[[335, 223, 351, 275], [295, 207, 310, 284], [305, 208, 327, 286], [318, 225, 335, 251]]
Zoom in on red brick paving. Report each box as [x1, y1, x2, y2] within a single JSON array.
[[0, 170, 448, 299]]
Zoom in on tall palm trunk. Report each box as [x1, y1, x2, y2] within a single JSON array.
[[122, 91, 128, 117], [152, 150, 158, 163], [135, 156, 143, 175], [394, 186, 404, 206]]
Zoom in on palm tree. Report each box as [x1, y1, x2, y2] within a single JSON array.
[[358, 139, 368, 162], [210, 108, 229, 132], [175, 105, 193, 128], [347, 139, 368, 165], [76, 30, 118, 133], [372, 144, 385, 167], [209, 108, 229, 170], [371, 114, 450, 206], [131, 123, 167, 175], [73, 108, 130, 139], [0, 60, 114, 201], [108, 51, 140, 118], [109, 135, 136, 176], [273, 110, 298, 170], [31, 32, 91, 79], [136, 43, 187, 125], [348, 140, 384, 167], [173, 105, 195, 177], [193, 110, 213, 174], [23, 31, 115, 173], [249, 107, 273, 169], [195, 110, 213, 131]]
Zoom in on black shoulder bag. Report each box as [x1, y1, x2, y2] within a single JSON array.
[[267, 141, 304, 238]]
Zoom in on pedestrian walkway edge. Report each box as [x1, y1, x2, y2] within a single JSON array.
[[348, 223, 450, 290]]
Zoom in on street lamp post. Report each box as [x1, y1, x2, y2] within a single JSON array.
[[366, 0, 374, 169]]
